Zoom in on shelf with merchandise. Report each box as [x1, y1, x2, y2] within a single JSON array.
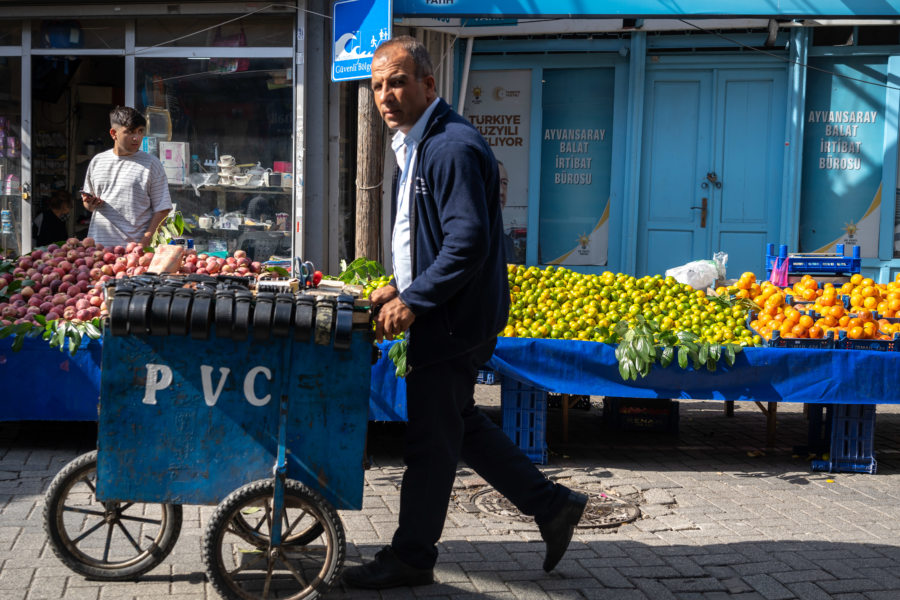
[[169, 182, 291, 194]]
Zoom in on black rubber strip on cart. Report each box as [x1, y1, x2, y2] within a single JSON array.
[[169, 287, 194, 336], [333, 294, 355, 350], [253, 291, 275, 340], [293, 293, 315, 342], [214, 288, 235, 339], [271, 293, 295, 338], [109, 283, 135, 336], [232, 290, 253, 342], [190, 285, 215, 340], [149, 285, 176, 336], [127, 285, 155, 336], [314, 296, 335, 346]]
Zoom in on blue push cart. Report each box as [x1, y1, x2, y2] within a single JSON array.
[[42, 274, 373, 600]]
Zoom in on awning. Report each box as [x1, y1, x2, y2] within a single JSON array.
[[393, 0, 900, 19]]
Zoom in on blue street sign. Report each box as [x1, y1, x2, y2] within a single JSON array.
[[332, 0, 393, 82]]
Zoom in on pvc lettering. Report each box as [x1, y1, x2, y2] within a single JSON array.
[[243, 366, 273, 407], [142, 363, 273, 407], [142, 363, 173, 405], [200, 365, 231, 407]]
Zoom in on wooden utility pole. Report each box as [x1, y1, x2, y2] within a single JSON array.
[[355, 82, 385, 262]]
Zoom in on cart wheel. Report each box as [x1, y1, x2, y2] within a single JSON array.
[[231, 510, 324, 548], [42, 450, 182, 580], [203, 478, 345, 600]]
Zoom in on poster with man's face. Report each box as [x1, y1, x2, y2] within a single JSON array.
[[463, 70, 531, 264]]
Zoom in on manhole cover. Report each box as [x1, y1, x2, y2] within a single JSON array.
[[470, 488, 640, 528]]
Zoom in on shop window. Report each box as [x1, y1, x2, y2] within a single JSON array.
[[33, 19, 125, 50], [136, 16, 293, 48], [135, 57, 293, 261], [337, 82, 358, 264], [0, 57, 22, 257], [0, 21, 21, 46]]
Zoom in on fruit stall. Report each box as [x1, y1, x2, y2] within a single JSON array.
[[368, 251, 900, 473], [3, 240, 899, 473]]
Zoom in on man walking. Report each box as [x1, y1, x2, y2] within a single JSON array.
[[343, 36, 586, 590]]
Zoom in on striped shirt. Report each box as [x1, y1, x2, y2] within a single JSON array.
[[83, 149, 172, 248]]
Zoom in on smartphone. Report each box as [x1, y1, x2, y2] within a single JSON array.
[[79, 190, 101, 209]]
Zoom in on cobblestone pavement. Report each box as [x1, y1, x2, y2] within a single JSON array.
[[2, 391, 900, 600]]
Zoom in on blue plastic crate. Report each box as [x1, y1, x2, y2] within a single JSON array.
[[811, 404, 877, 474], [765, 243, 860, 278], [748, 317, 836, 349], [500, 377, 547, 464], [836, 331, 900, 352], [476, 368, 498, 385], [603, 397, 679, 434]]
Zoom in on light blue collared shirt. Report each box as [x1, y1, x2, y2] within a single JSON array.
[[391, 97, 440, 293]]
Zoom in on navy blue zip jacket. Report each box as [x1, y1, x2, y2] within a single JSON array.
[[392, 99, 510, 369]]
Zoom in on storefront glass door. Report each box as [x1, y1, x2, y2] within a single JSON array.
[[0, 56, 23, 257], [637, 66, 786, 278]]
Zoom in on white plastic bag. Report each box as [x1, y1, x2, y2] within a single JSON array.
[[712, 251, 728, 279], [665, 259, 720, 290]]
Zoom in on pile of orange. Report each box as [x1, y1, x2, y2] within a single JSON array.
[[838, 273, 900, 317], [747, 273, 900, 342], [717, 272, 786, 308], [751, 303, 825, 340]]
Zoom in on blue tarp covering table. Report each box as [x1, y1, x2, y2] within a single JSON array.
[[0, 336, 410, 423], [0, 336, 102, 421], [4, 336, 899, 422], [487, 338, 900, 405]]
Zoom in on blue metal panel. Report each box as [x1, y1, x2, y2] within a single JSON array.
[[646, 33, 791, 49], [473, 38, 626, 54], [621, 31, 647, 275], [394, 0, 900, 18], [880, 57, 900, 261], [809, 46, 900, 57], [781, 28, 809, 251], [607, 62, 630, 272], [526, 67, 542, 266], [96, 330, 371, 510]]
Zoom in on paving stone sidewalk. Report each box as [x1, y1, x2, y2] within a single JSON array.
[[2, 392, 900, 600]]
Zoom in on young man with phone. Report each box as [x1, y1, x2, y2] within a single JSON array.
[[81, 106, 172, 248]]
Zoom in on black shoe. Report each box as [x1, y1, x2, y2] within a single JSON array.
[[539, 490, 588, 572], [342, 545, 434, 589]]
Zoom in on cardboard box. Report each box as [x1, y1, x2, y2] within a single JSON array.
[[159, 141, 190, 184]]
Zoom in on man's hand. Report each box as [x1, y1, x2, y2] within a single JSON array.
[[373, 289, 415, 343], [140, 231, 154, 248], [370, 284, 398, 306], [81, 192, 102, 212]]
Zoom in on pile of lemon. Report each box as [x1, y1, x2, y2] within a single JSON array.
[[503, 265, 758, 345]]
